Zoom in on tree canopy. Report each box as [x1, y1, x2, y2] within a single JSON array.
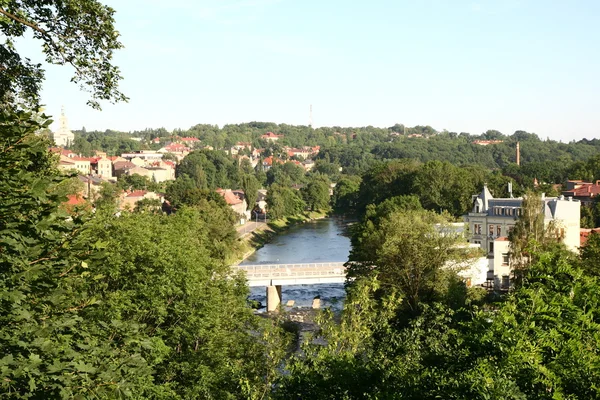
[[0, 0, 127, 109]]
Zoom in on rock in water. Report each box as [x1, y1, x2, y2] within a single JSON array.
[[286, 300, 295, 307], [312, 296, 321, 309]]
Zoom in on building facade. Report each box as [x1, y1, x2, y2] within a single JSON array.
[[464, 185, 580, 290]]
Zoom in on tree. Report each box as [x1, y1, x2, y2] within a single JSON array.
[[265, 184, 305, 220], [301, 174, 331, 212], [278, 248, 600, 399], [332, 175, 361, 214], [117, 173, 150, 191], [161, 152, 177, 161], [240, 173, 259, 211], [0, 0, 127, 108], [349, 209, 474, 314], [0, 109, 153, 397], [580, 231, 600, 277], [509, 192, 564, 284]]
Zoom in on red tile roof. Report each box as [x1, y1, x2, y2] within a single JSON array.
[[261, 132, 284, 138], [66, 194, 86, 205], [126, 190, 148, 198], [580, 228, 600, 246], [216, 189, 243, 205], [563, 182, 600, 198]]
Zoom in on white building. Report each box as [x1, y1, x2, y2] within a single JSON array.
[[464, 185, 580, 290], [53, 107, 74, 147]]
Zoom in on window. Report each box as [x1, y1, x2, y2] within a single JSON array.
[[502, 253, 509, 265], [489, 242, 494, 253], [473, 223, 482, 235], [501, 275, 510, 289], [489, 224, 494, 236], [497, 225, 502, 236]]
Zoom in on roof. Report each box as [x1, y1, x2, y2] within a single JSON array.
[[562, 182, 600, 198], [261, 132, 283, 138], [180, 137, 199, 142], [581, 228, 600, 246], [65, 194, 86, 206], [113, 161, 136, 170], [216, 189, 243, 205], [126, 190, 148, 198]]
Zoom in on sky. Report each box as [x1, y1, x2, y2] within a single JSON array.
[[17, 0, 600, 141]]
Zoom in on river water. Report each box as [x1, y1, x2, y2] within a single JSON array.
[[241, 217, 351, 311]]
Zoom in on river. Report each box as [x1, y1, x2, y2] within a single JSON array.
[[241, 217, 352, 311]]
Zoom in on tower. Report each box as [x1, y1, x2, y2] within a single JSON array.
[[516, 141, 520, 166], [308, 104, 313, 128], [53, 106, 74, 147]]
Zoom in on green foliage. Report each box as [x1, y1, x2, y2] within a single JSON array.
[[240, 173, 260, 211], [165, 175, 227, 211], [509, 191, 567, 285], [0, 109, 152, 397], [176, 149, 240, 190], [72, 129, 142, 155], [0, 0, 127, 109], [1, 109, 287, 397], [349, 209, 473, 314], [265, 183, 305, 220], [278, 249, 600, 399], [301, 174, 331, 212], [266, 161, 306, 186], [580, 231, 600, 277], [118, 173, 150, 191], [332, 175, 361, 214]]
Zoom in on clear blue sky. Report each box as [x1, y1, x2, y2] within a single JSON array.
[[21, 0, 600, 140]]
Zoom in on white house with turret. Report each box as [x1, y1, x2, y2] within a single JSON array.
[[464, 185, 580, 290]]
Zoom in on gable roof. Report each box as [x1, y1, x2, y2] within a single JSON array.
[[216, 189, 243, 205]]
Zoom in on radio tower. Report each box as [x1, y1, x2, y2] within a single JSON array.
[[309, 104, 313, 128]]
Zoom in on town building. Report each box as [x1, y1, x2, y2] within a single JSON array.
[[216, 189, 250, 224], [562, 180, 600, 206], [464, 185, 581, 290], [261, 132, 284, 142], [120, 151, 163, 162], [472, 139, 504, 146]]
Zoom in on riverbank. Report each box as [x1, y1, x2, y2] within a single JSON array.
[[231, 210, 328, 265]]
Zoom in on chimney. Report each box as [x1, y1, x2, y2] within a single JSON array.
[[516, 142, 520, 166]]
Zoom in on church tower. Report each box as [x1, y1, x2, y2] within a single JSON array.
[[53, 106, 74, 147]]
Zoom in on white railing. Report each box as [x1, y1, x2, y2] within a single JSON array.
[[233, 262, 347, 281], [235, 262, 345, 271]]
